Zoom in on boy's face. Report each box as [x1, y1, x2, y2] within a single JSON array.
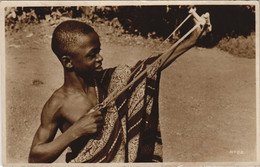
[[70, 31, 103, 76]]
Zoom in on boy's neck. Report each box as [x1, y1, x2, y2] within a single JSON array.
[[63, 71, 96, 93]]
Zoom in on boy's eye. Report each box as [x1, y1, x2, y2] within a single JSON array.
[[90, 52, 99, 58], [88, 49, 101, 58], [90, 53, 96, 57], [86, 52, 96, 58]]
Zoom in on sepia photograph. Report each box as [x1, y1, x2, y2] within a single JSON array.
[[1, 1, 259, 166]]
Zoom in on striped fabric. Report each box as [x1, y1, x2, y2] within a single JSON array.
[[66, 55, 163, 163]]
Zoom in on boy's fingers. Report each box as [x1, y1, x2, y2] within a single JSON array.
[[93, 110, 102, 116], [201, 13, 212, 33], [97, 123, 103, 131], [95, 115, 103, 122], [96, 119, 104, 129]]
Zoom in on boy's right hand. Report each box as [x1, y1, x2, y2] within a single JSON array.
[[73, 109, 103, 137]]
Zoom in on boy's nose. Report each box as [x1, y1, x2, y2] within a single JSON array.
[[96, 54, 103, 62]]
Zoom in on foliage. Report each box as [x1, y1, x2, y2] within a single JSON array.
[[115, 5, 255, 47], [217, 32, 255, 59], [5, 5, 256, 58], [195, 5, 255, 47]]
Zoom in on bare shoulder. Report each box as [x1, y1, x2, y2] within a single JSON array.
[[41, 88, 65, 124]]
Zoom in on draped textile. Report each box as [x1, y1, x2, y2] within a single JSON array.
[[66, 55, 163, 163]]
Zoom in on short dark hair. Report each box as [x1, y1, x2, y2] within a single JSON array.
[[51, 20, 95, 59]]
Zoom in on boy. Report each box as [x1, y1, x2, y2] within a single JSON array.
[[29, 17, 208, 163]]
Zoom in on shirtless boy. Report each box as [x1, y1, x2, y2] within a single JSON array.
[[29, 17, 208, 163]]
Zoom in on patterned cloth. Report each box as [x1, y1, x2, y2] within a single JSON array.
[[66, 55, 163, 163]]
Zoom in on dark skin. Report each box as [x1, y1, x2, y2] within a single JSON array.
[[28, 19, 207, 163], [29, 32, 104, 163]]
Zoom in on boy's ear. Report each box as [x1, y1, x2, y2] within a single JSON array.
[[61, 56, 73, 69]]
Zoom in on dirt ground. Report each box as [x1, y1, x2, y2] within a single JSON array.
[[4, 21, 256, 163]]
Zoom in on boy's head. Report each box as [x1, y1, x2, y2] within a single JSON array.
[[51, 20, 103, 74], [51, 20, 95, 60]]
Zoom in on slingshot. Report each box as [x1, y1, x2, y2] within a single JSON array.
[[90, 8, 212, 113]]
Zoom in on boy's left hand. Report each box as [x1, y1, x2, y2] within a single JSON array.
[[190, 13, 212, 43]]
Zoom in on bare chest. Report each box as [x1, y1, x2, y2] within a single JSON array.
[[60, 94, 98, 127]]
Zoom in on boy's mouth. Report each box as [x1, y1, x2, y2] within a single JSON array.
[[95, 64, 103, 71]]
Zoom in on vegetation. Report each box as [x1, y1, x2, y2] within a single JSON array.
[[5, 5, 256, 58], [217, 32, 255, 59]]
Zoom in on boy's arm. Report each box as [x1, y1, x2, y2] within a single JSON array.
[[159, 36, 197, 71], [28, 96, 75, 163], [29, 96, 103, 163], [159, 17, 208, 71]]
